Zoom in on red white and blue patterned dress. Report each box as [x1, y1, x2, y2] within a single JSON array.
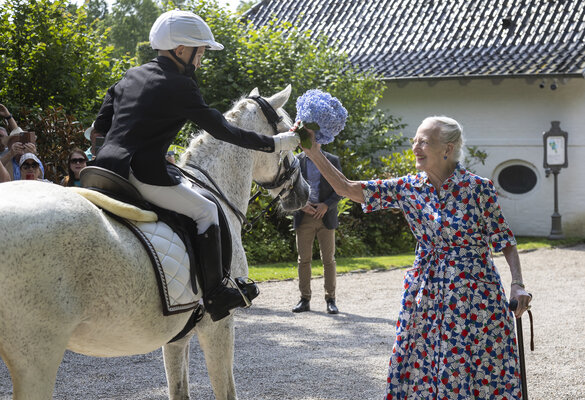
[[361, 164, 521, 400]]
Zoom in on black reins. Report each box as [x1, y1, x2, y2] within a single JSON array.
[[179, 95, 300, 233]]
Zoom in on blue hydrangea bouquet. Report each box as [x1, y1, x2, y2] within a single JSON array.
[[293, 89, 348, 149]]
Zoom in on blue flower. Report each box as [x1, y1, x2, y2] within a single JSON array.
[[295, 89, 348, 144]]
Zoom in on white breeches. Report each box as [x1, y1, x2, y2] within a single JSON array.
[[129, 172, 218, 234]]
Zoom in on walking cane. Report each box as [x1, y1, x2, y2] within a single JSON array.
[[509, 296, 534, 400]]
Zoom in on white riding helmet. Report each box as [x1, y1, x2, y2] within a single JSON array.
[[149, 10, 224, 51]]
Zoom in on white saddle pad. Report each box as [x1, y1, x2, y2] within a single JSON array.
[[136, 221, 201, 314]]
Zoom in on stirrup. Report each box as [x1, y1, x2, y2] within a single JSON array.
[[227, 276, 256, 308]]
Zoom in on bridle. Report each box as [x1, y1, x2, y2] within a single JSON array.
[[246, 95, 302, 209], [181, 95, 301, 232]]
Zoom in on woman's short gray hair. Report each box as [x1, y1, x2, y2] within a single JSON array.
[[423, 116, 465, 161]]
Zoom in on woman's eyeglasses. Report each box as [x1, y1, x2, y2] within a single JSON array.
[[70, 158, 87, 165], [21, 162, 39, 170]]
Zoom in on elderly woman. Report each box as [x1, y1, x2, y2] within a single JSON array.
[[301, 115, 531, 399]]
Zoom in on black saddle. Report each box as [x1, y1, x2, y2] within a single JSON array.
[[79, 166, 233, 275]]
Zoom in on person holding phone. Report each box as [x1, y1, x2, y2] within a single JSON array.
[[83, 123, 106, 162], [2, 135, 37, 181], [0, 104, 28, 178], [0, 145, 9, 182]]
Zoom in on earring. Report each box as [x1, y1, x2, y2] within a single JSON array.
[[443, 155, 447, 160]]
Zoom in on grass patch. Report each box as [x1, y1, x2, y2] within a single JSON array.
[[248, 236, 584, 282], [514, 236, 584, 251], [249, 254, 415, 282]]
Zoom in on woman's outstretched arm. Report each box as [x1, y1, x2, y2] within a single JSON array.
[[301, 130, 365, 203]]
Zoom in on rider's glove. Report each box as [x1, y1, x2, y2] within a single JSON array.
[[273, 131, 300, 152]]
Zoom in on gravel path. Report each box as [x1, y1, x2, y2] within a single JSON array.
[[1, 245, 584, 399]]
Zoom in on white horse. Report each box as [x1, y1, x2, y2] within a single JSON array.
[[0, 85, 308, 400]]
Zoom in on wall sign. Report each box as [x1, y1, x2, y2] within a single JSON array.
[[543, 121, 568, 169]]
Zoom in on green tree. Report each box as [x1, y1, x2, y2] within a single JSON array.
[[0, 0, 118, 121], [235, 0, 256, 14], [0, 0, 130, 182], [107, 0, 161, 58], [85, 0, 109, 21]]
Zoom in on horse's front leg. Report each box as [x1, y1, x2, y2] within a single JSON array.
[[163, 334, 194, 400], [195, 313, 237, 400]]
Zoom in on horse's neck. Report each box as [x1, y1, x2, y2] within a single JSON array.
[[184, 133, 254, 215]]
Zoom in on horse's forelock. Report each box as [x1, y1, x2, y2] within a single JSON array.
[[277, 108, 293, 130], [224, 95, 248, 122]]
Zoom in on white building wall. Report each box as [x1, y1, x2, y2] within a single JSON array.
[[379, 77, 585, 237]]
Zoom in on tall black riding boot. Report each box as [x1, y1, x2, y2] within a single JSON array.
[[194, 225, 259, 321]]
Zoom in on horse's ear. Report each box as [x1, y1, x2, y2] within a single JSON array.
[[267, 84, 292, 110], [249, 87, 260, 97]]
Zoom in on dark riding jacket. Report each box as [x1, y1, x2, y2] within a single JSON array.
[[94, 56, 275, 186]]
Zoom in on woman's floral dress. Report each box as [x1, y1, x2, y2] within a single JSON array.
[[361, 164, 521, 400]]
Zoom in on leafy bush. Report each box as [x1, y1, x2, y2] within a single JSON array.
[[0, 0, 121, 121], [17, 107, 86, 183]]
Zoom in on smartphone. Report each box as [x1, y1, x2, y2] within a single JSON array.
[[6, 131, 35, 148], [94, 136, 105, 155], [19, 131, 33, 144]]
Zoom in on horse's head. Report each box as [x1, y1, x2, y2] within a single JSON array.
[[226, 85, 309, 211]]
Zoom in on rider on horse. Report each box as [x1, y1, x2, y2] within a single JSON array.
[[91, 10, 300, 321]]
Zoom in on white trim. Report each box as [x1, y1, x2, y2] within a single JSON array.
[[491, 159, 541, 200]]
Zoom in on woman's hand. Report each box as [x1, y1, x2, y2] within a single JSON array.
[[510, 284, 532, 318], [300, 128, 321, 156]]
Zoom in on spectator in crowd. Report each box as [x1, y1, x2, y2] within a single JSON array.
[[1, 104, 24, 167], [0, 151, 9, 182], [19, 153, 50, 182], [0, 104, 37, 181], [0, 104, 22, 135], [300, 115, 532, 399], [84, 123, 105, 162], [0, 126, 8, 159], [61, 148, 88, 187], [2, 139, 37, 181]]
